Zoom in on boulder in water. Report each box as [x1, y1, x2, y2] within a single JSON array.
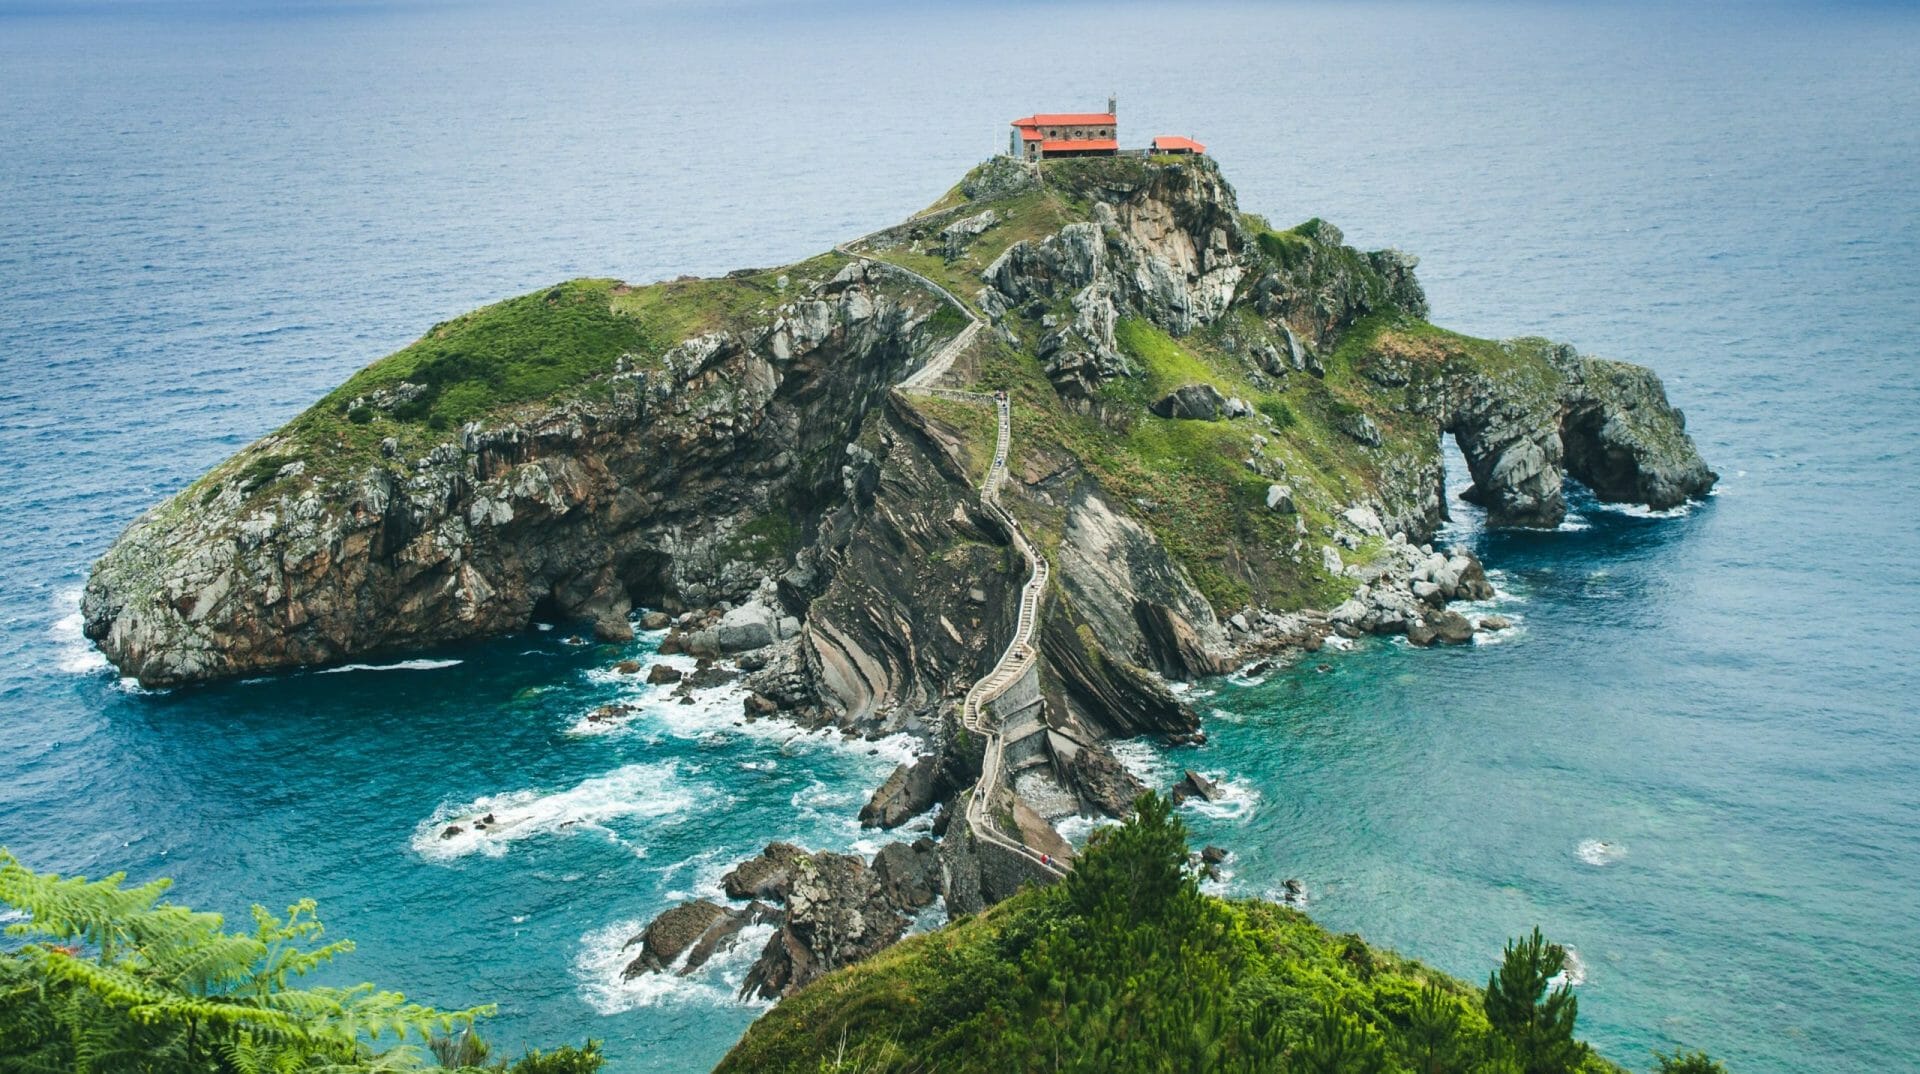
[[1171, 769, 1222, 805]]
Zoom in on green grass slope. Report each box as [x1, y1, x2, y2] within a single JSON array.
[[193, 256, 849, 505]]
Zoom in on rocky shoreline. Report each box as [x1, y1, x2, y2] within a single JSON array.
[[606, 522, 1509, 996]]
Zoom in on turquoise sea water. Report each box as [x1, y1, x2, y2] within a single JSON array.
[[2, 2, 1917, 1071]]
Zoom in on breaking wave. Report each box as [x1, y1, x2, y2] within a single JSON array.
[[1577, 838, 1626, 866], [573, 915, 774, 1014], [412, 762, 701, 861], [318, 658, 463, 674], [49, 588, 107, 675]]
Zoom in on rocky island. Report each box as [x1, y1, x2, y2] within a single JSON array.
[[81, 155, 1713, 1022]]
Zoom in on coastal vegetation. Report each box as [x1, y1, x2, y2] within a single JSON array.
[[719, 794, 1649, 1074], [0, 850, 598, 1074]]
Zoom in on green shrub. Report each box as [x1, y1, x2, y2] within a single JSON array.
[[1654, 1052, 1728, 1074], [0, 849, 594, 1074], [235, 451, 298, 490], [1258, 397, 1296, 428]]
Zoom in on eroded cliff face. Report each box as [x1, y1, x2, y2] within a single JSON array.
[[783, 393, 1022, 733], [83, 262, 944, 686]]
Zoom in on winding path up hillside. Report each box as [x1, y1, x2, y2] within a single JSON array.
[[853, 237, 1068, 879]]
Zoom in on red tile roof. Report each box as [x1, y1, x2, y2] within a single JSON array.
[[1152, 135, 1206, 153], [1041, 138, 1119, 153], [1019, 128, 1044, 141], [1012, 113, 1117, 128]]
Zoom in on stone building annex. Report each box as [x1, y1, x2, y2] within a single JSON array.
[[1008, 97, 1206, 161]]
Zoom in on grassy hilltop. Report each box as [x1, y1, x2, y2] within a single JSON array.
[[719, 795, 1649, 1074]]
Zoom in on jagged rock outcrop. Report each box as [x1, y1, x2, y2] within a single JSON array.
[[860, 753, 954, 829], [621, 899, 774, 979], [1047, 480, 1232, 682], [738, 847, 912, 1000], [721, 842, 810, 902], [790, 394, 1021, 734], [1375, 335, 1715, 528], [1560, 356, 1717, 510], [1040, 595, 1199, 739], [869, 838, 941, 911], [1149, 383, 1230, 420], [625, 839, 935, 995], [1049, 728, 1148, 817], [1246, 219, 1428, 351], [977, 160, 1247, 403]]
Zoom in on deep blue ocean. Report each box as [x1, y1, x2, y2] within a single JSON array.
[[3, 2, 1916, 1071]]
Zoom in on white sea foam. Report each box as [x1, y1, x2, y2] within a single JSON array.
[[848, 805, 939, 858], [574, 915, 774, 1014], [1576, 838, 1626, 866], [412, 762, 700, 861], [1179, 773, 1260, 821], [1054, 812, 1118, 848], [1263, 880, 1309, 908], [791, 778, 864, 817], [570, 653, 920, 768], [1322, 635, 1355, 652], [904, 897, 948, 935], [318, 658, 463, 674], [1470, 611, 1525, 645], [1596, 499, 1695, 520], [655, 846, 735, 902], [49, 587, 108, 675], [1108, 738, 1176, 787], [1556, 512, 1593, 532], [1548, 945, 1588, 989]]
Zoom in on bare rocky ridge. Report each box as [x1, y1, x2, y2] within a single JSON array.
[[82, 154, 1715, 992]]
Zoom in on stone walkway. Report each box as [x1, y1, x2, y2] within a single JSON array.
[[836, 233, 1068, 878], [957, 392, 1065, 877]]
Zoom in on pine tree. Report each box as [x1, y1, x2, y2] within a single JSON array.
[[1483, 927, 1587, 1074], [1061, 791, 1195, 928], [1292, 1003, 1390, 1074], [1653, 1050, 1727, 1074], [1399, 982, 1473, 1074]]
